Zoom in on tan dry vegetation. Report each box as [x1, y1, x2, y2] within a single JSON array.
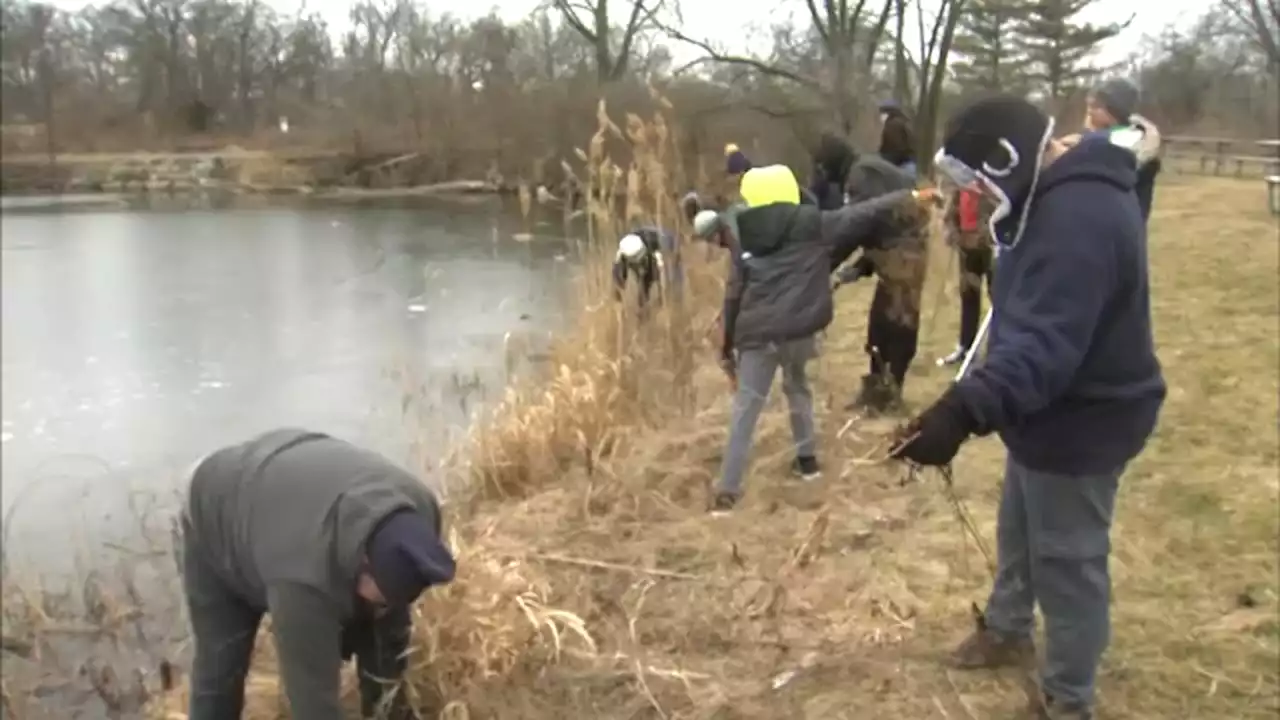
[[4, 101, 1275, 720]]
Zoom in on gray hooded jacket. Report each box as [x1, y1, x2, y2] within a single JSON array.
[[185, 428, 444, 720]]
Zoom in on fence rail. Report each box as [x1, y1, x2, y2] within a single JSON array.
[[1163, 135, 1280, 178]]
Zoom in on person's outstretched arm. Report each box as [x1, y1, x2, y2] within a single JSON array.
[[824, 189, 915, 270]]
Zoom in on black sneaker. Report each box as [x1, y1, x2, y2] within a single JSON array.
[[710, 491, 738, 514], [936, 345, 968, 367], [791, 456, 821, 481]]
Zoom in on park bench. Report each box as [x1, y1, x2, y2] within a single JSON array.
[[1256, 140, 1280, 215], [1223, 155, 1280, 177], [1165, 136, 1234, 175]]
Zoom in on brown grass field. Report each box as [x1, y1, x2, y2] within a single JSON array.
[[3, 105, 1277, 720]]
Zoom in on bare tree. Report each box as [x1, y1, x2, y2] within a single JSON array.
[[662, 0, 894, 134], [1221, 0, 1280, 74], [549, 0, 660, 83], [907, 0, 967, 170]]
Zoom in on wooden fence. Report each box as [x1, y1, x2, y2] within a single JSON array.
[[1163, 135, 1280, 178]]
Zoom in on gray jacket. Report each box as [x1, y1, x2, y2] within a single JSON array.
[[186, 428, 444, 720], [721, 189, 913, 354]]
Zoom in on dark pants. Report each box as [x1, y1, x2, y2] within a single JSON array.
[[958, 245, 994, 350], [1135, 158, 1160, 221], [866, 281, 919, 389], [178, 515, 413, 720]]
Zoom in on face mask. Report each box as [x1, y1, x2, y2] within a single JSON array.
[[932, 116, 1056, 249]]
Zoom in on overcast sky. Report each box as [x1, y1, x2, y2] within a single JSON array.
[[46, 0, 1213, 67]]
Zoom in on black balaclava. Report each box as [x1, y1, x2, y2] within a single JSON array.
[[934, 95, 1055, 249]]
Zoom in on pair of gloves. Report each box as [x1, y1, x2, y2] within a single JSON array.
[[889, 383, 977, 467]]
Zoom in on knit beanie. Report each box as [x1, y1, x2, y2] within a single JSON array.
[[692, 209, 722, 239], [365, 508, 456, 606], [724, 143, 752, 175], [1091, 78, 1139, 125]]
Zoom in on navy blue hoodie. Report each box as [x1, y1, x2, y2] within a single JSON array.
[[954, 136, 1166, 474]]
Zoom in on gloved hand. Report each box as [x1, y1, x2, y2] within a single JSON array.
[[719, 350, 738, 392], [908, 186, 944, 209], [833, 255, 875, 287], [890, 383, 975, 466]]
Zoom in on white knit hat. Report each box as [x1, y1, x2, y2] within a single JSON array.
[[692, 210, 721, 238], [617, 233, 647, 261]]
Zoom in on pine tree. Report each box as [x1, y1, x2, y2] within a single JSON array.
[[1014, 0, 1126, 103], [950, 0, 1033, 94]]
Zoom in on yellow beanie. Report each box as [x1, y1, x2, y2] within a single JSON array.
[[739, 164, 800, 208]]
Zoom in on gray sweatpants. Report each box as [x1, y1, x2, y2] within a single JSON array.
[[984, 454, 1122, 709], [716, 336, 818, 497]]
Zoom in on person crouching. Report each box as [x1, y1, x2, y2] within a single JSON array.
[[177, 428, 455, 720]]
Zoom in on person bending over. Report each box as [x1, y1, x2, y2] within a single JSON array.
[[892, 95, 1166, 720], [178, 428, 456, 720], [613, 226, 682, 311]]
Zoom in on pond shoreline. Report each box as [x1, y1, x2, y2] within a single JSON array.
[[0, 148, 512, 199]]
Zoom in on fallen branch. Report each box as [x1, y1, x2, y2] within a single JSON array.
[[522, 552, 701, 581], [342, 151, 422, 183]]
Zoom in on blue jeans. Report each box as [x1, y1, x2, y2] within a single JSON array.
[[984, 454, 1121, 710], [716, 336, 818, 497]]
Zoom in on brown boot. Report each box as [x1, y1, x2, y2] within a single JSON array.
[[846, 373, 900, 414], [951, 603, 1036, 670]]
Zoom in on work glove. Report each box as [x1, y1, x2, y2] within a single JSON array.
[[833, 255, 875, 287], [890, 383, 975, 467]]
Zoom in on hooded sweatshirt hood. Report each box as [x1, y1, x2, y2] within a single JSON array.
[[988, 132, 1137, 246], [186, 428, 447, 618], [1036, 133, 1137, 197], [953, 126, 1164, 475]]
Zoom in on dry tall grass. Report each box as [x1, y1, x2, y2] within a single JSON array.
[[3, 98, 1276, 720]]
